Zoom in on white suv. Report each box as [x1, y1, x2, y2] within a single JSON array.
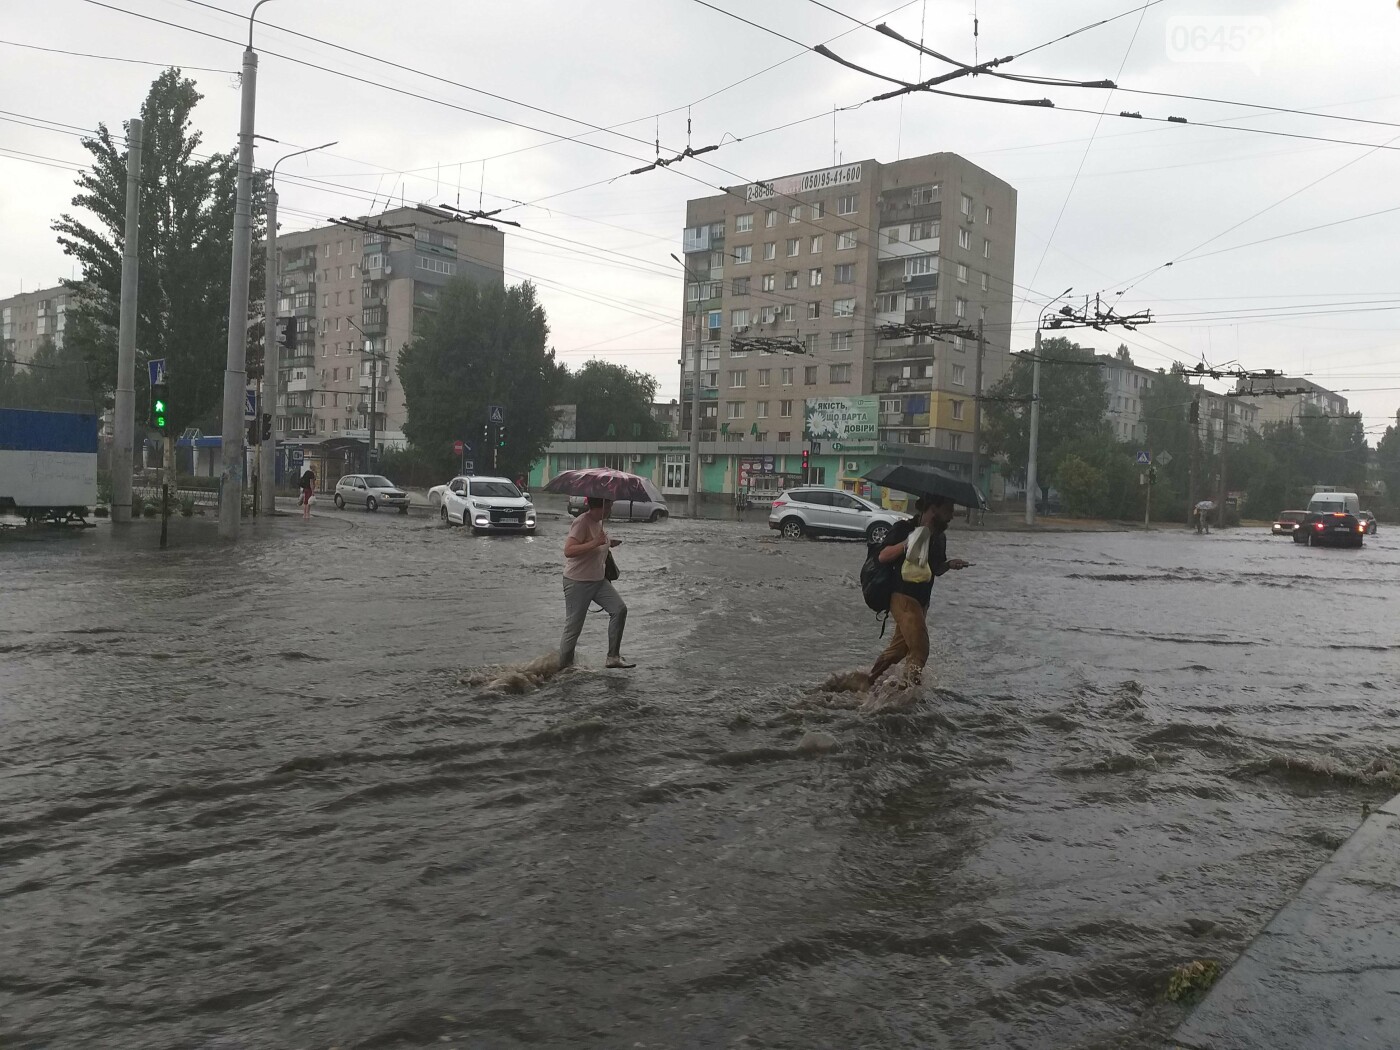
[[440, 476, 536, 533], [768, 487, 903, 544]]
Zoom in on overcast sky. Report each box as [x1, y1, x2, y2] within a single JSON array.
[[3, 0, 1399, 438]]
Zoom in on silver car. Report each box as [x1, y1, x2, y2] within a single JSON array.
[[768, 486, 903, 544], [567, 480, 669, 523], [333, 474, 410, 513]]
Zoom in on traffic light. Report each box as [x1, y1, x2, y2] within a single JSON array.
[[497, 423, 507, 449], [151, 382, 168, 432], [801, 447, 810, 480], [261, 412, 272, 442], [246, 419, 259, 446], [278, 317, 297, 349]]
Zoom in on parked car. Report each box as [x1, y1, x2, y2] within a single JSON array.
[[1356, 510, 1378, 535], [333, 474, 410, 513], [566, 480, 669, 523], [1292, 511, 1364, 548], [1271, 510, 1309, 536], [440, 475, 536, 533], [768, 487, 902, 544]]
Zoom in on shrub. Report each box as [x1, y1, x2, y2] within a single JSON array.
[[179, 495, 196, 517]]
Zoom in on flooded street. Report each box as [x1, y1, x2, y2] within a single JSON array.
[[3, 510, 1399, 1049]]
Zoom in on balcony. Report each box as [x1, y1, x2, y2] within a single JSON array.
[[359, 370, 389, 389], [880, 412, 931, 428], [879, 200, 942, 225], [282, 352, 314, 369], [361, 285, 386, 309], [874, 345, 935, 362], [883, 376, 934, 393], [906, 306, 938, 324], [360, 308, 387, 336], [285, 372, 314, 393], [284, 254, 317, 273], [292, 301, 316, 319]]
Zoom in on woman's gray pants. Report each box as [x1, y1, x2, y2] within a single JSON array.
[[559, 580, 627, 665]]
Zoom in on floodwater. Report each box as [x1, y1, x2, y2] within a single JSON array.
[[3, 509, 1398, 1049]]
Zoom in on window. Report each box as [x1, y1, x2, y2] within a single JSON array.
[[810, 201, 824, 219], [335, 318, 342, 331], [959, 228, 971, 250], [763, 242, 776, 261], [417, 255, 457, 275], [732, 343, 750, 359], [980, 272, 989, 291], [781, 368, 794, 387], [729, 370, 746, 387], [321, 343, 327, 357], [731, 276, 750, 296], [809, 268, 823, 287], [833, 298, 856, 317], [332, 367, 340, 381], [780, 399, 793, 416], [832, 331, 852, 351], [837, 193, 858, 215], [786, 238, 800, 257], [835, 263, 854, 283], [881, 398, 902, 413], [731, 308, 750, 327], [955, 297, 967, 318], [910, 183, 939, 205], [349, 288, 356, 304], [910, 294, 934, 311], [905, 254, 937, 276], [983, 238, 991, 259], [779, 304, 794, 322], [757, 401, 769, 418], [809, 235, 823, 253], [884, 226, 900, 244], [951, 399, 965, 420], [734, 245, 752, 264], [766, 209, 778, 227], [736, 214, 754, 233], [703, 371, 718, 387], [687, 283, 703, 302], [788, 205, 801, 223], [727, 401, 745, 419], [335, 291, 342, 305], [957, 263, 968, 283], [322, 293, 329, 308], [323, 244, 330, 257], [758, 368, 771, 386], [984, 205, 992, 224], [830, 364, 851, 384], [952, 364, 966, 386], [351, 238, 357, 252], [711, 251, 725, 272], [778, 431, 791, 442], [785, 271, 799, 290], [804, 366, 818, 384], [759, 306, 777, 324], [911, 220, 939, 240], [761, 274, 775, 292], [807, 301, 821, 320], [337, 266, 343, 280], [836, 230, 857, 250], [351, 264, 359, 279]]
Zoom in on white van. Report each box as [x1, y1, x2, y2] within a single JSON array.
[[1307, 491, 1360, 516]]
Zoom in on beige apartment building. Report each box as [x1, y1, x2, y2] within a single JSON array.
[[272, 206, 504, 464], [679, 152, 1017, 476], [1233, 375, 1348, 428], [0, 284, 72, 364]]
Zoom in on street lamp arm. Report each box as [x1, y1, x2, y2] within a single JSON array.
[[248, 0, 278, 50], [271, 140, 339, 189]]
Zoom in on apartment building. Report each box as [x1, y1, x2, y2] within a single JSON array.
[[1233, 375, 1349, 429], [0, 284, 72, 364], [679, 152, 1016, 479], [272, 206, 504, 462], [1096, 351, 1162, 444]]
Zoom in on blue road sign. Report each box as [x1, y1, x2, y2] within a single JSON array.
[[245, 390, 257, 419], [488, 404, 505, 424], [462, 441, 473, 455], [291, 449, 305, 464], [463, 460, 475, 473], [1135, 450, 1151, 465], [148, 358, 167, 386]]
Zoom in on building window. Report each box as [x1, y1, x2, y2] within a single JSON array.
[[909, 183, 939, 205], [758, 368, 771, 386], [957, 264, 968, 283], [351, 264, 359, 279], [778, 431, 791, 442], [780, 399, 793, 416], [911, 220, 939, 240], [947, 432, 964, 451], [955, 297, 967, 318], [727, 401, 745, 419], [703, 371, 718, 387], [757, 401, 769, 418], [335, 291, 342, 305], [809, 268, 823, 288], [322, 293, 329, 308], [810, 235, 822, 254], [729, 370, 747, 388], [833, 298, 855, 317], [788, 205, 801, 223], [349, 288, 356, 304], [884, 226, 901, 244], [980, 272, 989, 291], [881, 398, 902, 413], [762, 242, 776, 261], [983, 238, 991, 259], [960, 194, 973, 218], [905, 254, 937, 277], [766, 209, 778, 227], [836, 230, 857, 250], [984, 205, 992, 224], [832, 331, 852, 350], [417, 255, 457, 275], [733, 245, 752, 264], [811, 201, 824, 218], [728, 276, 747, 296], [837, 193, 858, 215], [835, 263, 854, 283], [830, 364, 851, 384], [808, 301, 821, 320], [731, 309, 750, 328], [779, 304, 794, 322], [952, 364, 966, 386], [959, 228, 972, 250], [804, 366, 818, 385], [951, 399, 965, 420], [756, 274, 772, 294], [736, 214, 754, 233], [781, 368, 794, 386], [336, 266, 343, 281], [785, 271, 799, 290]]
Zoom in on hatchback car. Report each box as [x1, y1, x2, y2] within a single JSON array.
[[1292, 511, 1364, 548], [768, 487, 903, 544], [1356, 510, 1378, 535], [567, 480, 669, 523], [1271, 510, 1309, 536], [441, 476, 536, 533], [333, 474, 410, 513]]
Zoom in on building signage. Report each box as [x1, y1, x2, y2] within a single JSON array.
[[746, 162, 863, 202], [804, 395, 878, 443], [657, 444, 691, 452]]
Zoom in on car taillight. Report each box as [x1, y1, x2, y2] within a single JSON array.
[[772, 499, 786, 509], [1315, 522, 1325, 530]]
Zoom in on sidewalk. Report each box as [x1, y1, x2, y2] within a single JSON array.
[[1173, 792, 1400, 1049]]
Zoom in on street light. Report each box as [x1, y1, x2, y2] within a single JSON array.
[[671, 252, 705, 518], [259, 138, 338, 516], [346, 315, 388, 470], [1024, 287, 1073, 526]]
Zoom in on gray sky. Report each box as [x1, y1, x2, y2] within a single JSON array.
[[3, 0, 1399, 438]]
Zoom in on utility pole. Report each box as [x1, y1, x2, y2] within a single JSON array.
[[1217, 397, 1229, 529], [1187, 389, 1200, 526], [972, 318, 985, 507], [218, 2, 272, 538], [258, 182, 277, 517], [1144, 457, 1153, 529], [1024, 328, 1042, 526], [671, 252, 704, 518], [111, 116, 143, 525]]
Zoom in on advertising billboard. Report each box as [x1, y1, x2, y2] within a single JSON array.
[[803, 395, 877, 446]]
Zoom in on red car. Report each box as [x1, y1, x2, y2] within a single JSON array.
[[1271, 510, 1308, 536]]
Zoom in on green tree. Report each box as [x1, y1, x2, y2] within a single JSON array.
[[562, 360, 661, 441], [983, 336, 1110, 498], [1376, 410, 1400, 512], [1053, 453, 1108, 517], [1141, 368, 1196, 521], [53, 68, 264, 437], [397, 279, 562, 477]]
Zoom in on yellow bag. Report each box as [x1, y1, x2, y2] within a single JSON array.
[[901, 525, 933, 583]]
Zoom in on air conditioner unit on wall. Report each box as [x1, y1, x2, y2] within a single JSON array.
[[631, 454, 644, 463], [846, 460, 859, 471], [703, 455, 715, 464]]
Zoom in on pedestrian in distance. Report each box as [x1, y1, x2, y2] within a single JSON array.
[[299, 466, 316, 521], [559, 496, 634, 669], [868, 494, 971, 687]]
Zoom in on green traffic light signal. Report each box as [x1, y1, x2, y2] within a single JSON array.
[[153, 398, 167, 430]]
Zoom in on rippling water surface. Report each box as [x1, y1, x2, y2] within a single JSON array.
[[3, 509, 1399, 1049]]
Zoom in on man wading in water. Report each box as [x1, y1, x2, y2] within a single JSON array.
[[559, 497, 634, 669], [868, 494, 970, 686]]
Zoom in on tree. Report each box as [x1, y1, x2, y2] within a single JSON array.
[[1140, 368, 1196, 521], [562, 360, 661, 441], [983, 336, 1110, 497], [397, 279, 562, 477], [53, 68, 264, 437], [1376, 410, 1400, 512]]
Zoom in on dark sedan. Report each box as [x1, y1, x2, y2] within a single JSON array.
[[1292, 511, 1365, 548]]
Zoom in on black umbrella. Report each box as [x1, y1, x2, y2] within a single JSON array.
[[862, 463, 985, 509]]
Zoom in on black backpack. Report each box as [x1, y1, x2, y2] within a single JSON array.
[[860, 541, 896, 614]]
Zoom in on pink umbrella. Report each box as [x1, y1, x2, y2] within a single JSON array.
[[544, 467, 652, 503]]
